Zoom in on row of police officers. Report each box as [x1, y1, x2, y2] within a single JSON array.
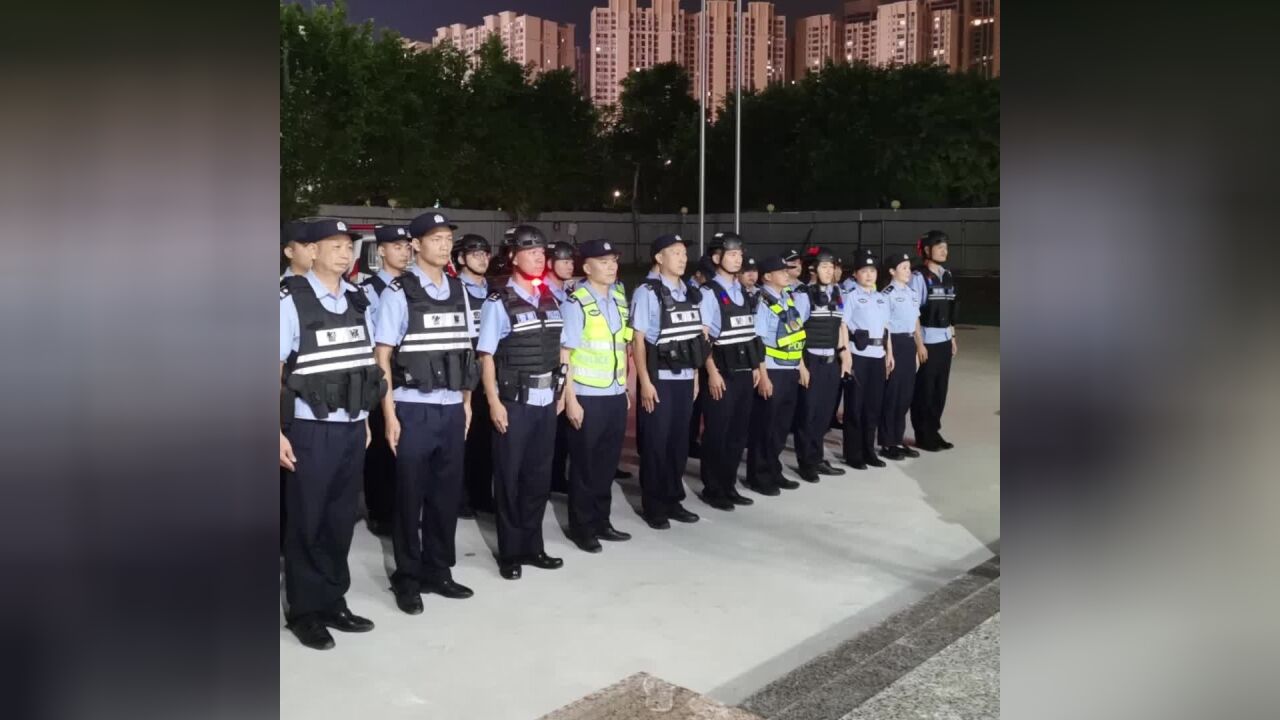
[[278, 213, 958, 650]]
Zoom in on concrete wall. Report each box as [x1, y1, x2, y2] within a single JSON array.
[[317, 205, 1000, 274]]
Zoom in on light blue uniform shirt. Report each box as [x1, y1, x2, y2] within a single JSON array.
[[373, 264, 474, 405], [755, 286, 811, 371], [459, 272, 489, 337], [631, 272, 696, 381], [698, 272, 745, 338], [279, 271, 374, 423], [839, 277, 857, 295], [908, 267, 954, 344], [884, 280, 920, 334], [361, 269, 397, 317], [843, 284, 891, 359], [477, 279, 556, 407], [561, 283, 627, 397], [547, 281, 569, 305]]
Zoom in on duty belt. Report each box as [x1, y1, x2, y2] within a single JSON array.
[[864, 338, 885, 347], [524, 371, 556, 389], [805, 351, 837, 364]]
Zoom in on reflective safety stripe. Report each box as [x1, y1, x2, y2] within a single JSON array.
[[403, 331, 472, 342], [765, 346, 803, 361], [397, 342, 474, 353], [292, 357, 377, 375], [569, 285, 629, 388], [777, 329, 807, 347], [294, 345, 378, 364], [657, 328, 704, 343]]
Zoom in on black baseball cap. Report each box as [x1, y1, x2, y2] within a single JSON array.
[[373, 225, 410, 243], [408, 212, 458, 238], [758, 255, 788, 274], [743, 256, 758, 270], [782, 248, 801, 263], [302, 218, 360, 244], [851, 249, 879, 270], [696, 256, 717, 278], [281, 220, 307, 247], [650, 233, 689, 258], [884, 251, 913, 270], [578, 238, 621, 260]]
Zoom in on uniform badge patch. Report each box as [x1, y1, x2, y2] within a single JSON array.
[[389, 278, 403, 292]]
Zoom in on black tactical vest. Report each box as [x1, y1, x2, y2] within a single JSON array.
[[391, 272, 479, 393], [706, 279, 764, 372], [280, 276, 386, 424], [459, 275, 488, 344], [744, 286, 762, 313], [361, 273, 387, 299], [644, 278, 710, 374], [802, 283, 844, 350], [491, 285, 564, 402], [917, 267, 956, 329]]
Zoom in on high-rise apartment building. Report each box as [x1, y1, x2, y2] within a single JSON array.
[[432, 12, 576, 78], [791, 14, 842, 81], [589, 0, 785, 110], [962, 0, 999, 77], [874, 0, 923, 67], [842, 0, 877, 66], [923, 0, 962, 69]]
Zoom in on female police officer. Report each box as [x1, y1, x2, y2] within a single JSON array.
[[878, 252, 922, 460], [841, 250, 894, 470]]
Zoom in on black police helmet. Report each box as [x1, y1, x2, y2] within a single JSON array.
[[804, 245, 837, 265], [452, 233, 491, 265], [712, 231, 744, 254], [918, 230, 949, 256], [548, 241, 575, 261], [507, 225, 547, 250]]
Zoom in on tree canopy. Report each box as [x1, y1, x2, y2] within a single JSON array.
[[281, 2, 998, 220]]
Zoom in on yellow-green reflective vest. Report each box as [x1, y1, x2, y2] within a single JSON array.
[[765, 292, 807, 365], [569, 285, 634, 387]]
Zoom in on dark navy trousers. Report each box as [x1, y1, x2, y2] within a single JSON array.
[[794, 354, 841, 469], [282, 419, 366, 623], [566, 393, 628, 536], [698, 369, 754, 500], [746, 369, 799, 491], [391, 402, 465, 592], [912, 340, 953, 445], [492, 401, 557, 562], [880, 334, 917, 447], [636, 379, 694, 521], [842, 354, 886, 464]]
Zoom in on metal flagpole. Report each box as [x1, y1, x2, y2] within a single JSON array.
[[735, 0, 742, 233], [698, 0, 707, 256]]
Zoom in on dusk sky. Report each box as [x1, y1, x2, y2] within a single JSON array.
[[325, 0, 846, 43]]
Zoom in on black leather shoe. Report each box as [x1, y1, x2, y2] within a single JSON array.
[[816, 460, 845, 476], [797, 465, 821, 483], [457, 506, 476, 520], [422, 579, 474, 599], [744, 481, 781, 496], [613, 468, 633, 480], [597, 525, 632, 541], [289, 618, 335, 650], [698, 493, 735, 511], [900, 446, 920, 458], [777, 478, 801, 490], [914, 438, 942, 452], [571, 533, 603, 553], [394, 591, 424, 615], [644, 516, 671, 530], [366, 518, 392, 538], [727, 489, 755, 506], [523, 552, 565, 570], [687, 443, 701, 459], [845, 459, 868, 470], [321, 608, 375, 633], [866, 456, 887, 468], [669, 505, 700, 523], [880, 446, 905, 461], [936, 435, 955, 450], [499, 561, 522, 580]]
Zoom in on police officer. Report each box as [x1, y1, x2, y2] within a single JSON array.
[[279, 218, 386, 650], [560, 239, 635, 553], [374, 212, 479, 615], [360, 224, 412, 538], [784, 248, 804, 290], [740, 255, 760, 306], [842, 250, 895, 470], [696, 232, 762, 511], [280, 219, 313, 279], [478, 225, 566, 580], [453, 233, 496, 518], [546, 240, 577, 493], [687, 254, 719, 460], [879, 252, 922, 460], [909, 231, 958, 451], [631, 234, 709, 529], [793, 247, 850, 482], [745, 256, 810, 496]]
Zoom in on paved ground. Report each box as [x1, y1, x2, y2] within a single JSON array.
[[280, 326, 1000, 720]]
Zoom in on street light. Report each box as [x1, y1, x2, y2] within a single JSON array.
[[890, 199, 901, 210]]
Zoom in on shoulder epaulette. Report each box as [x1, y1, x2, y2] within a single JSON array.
[[388, 277, 403, 292], [279, 282, 290, 300]]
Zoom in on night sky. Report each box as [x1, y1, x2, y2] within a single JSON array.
[[323, 0, 846, 44]]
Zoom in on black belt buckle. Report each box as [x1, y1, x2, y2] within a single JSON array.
[[806, 352, 836, 364], [527, 373, 554, 390]]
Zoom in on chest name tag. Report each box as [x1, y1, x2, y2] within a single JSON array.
[[316, 325, 367, 347], [515, 311, 539, 324], [546, 311, 562, 321], [729, 315, 754, 328], [671, 310, 700, 324], [424, 313, 465, 328]]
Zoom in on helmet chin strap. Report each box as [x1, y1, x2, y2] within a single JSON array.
[[514, 265, 542, 282]]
